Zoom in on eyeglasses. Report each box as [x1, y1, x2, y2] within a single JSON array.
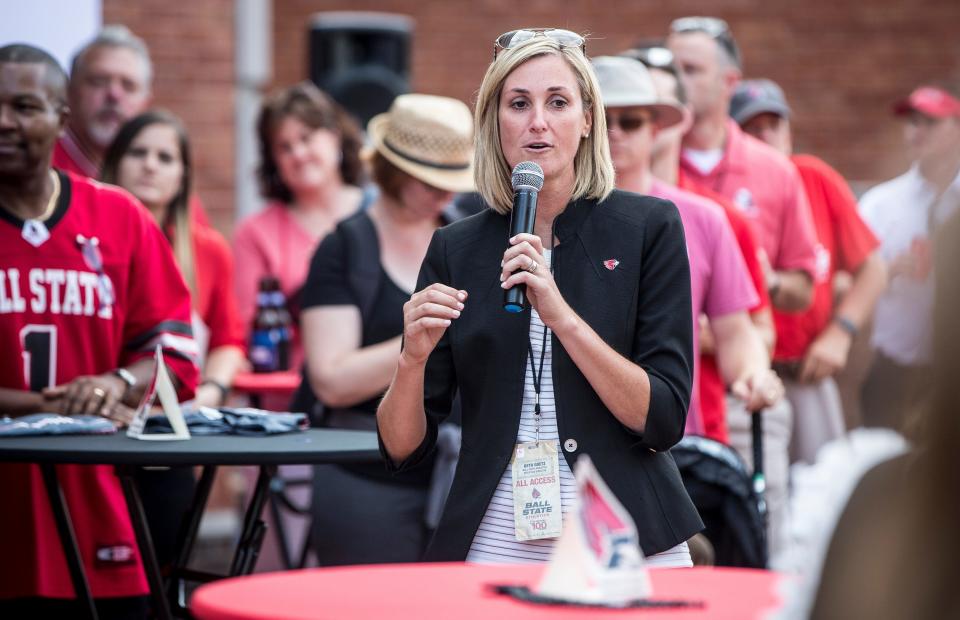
[[669, 16, 741, 67], [605, 113, 651, 133], [493, 28, 586, 60]]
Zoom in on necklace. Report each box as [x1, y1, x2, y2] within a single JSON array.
[[36, 171, 61, 222], [19, 171, 61, 248]]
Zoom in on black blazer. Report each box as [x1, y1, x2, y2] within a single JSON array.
[[385, 189, 703, 559]]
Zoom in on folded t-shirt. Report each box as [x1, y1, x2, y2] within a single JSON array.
[[144, 406, 308, 436], [0, 414, 116, 436]]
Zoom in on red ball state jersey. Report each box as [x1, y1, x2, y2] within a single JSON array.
[[0, 170, 199, 600]]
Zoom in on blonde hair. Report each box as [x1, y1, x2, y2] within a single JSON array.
[[473, 38, 615, 214]]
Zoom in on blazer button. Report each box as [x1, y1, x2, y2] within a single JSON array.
[[563, 438, 578, 453]]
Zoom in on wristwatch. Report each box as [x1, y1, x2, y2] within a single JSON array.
[[833, 315, 859, 338], [199, 379, 230, 406], [113, 367, 137, 392], [768, 272, 782, 301]]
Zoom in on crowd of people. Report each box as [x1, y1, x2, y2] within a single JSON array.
[[0, 16, 957, 619]]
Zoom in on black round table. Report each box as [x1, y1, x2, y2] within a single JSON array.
[[0, 428, 379, 466], [0, 429, 380, 620]]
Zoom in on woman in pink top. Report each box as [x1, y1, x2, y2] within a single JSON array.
[[233, 83, 369, 371]]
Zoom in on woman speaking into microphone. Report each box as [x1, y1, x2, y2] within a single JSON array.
[[377, 29, 702, 566]]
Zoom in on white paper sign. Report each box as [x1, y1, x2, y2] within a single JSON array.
[[126, 346, 190, 441], [537, 455, 651, 605]]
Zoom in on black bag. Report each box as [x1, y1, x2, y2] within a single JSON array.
[[671, 434, 768, 568]]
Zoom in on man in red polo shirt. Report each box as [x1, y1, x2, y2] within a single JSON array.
[[731, 79, 888, 463], [594, 55, 782, 441], [639, 48, 792, 566], [55, 25, 209, 227], [667, 18, 818, 312]]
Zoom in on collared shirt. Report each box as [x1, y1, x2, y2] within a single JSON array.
[[650, 180, 758, 436], [860, 166, 960, 365], [681, 119, 819, 279], [679, 173, 771, 444], [52, 128, 99, 178]]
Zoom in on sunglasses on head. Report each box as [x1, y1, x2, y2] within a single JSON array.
[[605, 113, 652, 133], [493, 28, 586, 60], [622, 46, 674, 69], [669, 16, 741, 66]]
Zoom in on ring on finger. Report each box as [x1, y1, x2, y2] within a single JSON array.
[[526, 257, 538, 273], [92, 387, 106, 400]]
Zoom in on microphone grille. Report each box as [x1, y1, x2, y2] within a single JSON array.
[[511, 161, 544, 191]]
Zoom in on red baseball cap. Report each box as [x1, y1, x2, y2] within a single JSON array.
[[893, 87, 960, 119]]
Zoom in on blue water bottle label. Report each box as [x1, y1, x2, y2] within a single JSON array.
[[250, 330, 278, 372]]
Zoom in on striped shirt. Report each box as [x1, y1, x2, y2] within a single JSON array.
[[465, 251, 691, 567]]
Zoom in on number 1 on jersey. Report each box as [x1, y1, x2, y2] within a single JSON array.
[[21, 325, 57, 392]]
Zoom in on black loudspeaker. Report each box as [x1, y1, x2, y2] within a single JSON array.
[[308, 12, 413, 128]]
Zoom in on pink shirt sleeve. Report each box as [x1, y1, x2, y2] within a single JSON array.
[[775, 165, 819, 278], [704, 209, 760, 318], [232, 215, 271, 332]]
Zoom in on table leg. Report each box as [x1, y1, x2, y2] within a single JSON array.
[[167, 465, 217, 613], [267, 481, 294, 569], [229, 464, 276, 576], [117, 465, 173, 620], [39, 464, 98, 620]]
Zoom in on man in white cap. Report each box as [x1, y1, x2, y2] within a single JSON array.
[[858, 84, 960, 430], [595, 54, 793, 566], [731, 79, 887, 460]]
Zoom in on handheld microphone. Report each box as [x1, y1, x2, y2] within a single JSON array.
[[503, 161, 544, 313]]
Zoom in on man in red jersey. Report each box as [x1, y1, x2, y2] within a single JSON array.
[[54, 25, 209, 227], [0, 44, 198, 618], [731, 78, 887, 463]]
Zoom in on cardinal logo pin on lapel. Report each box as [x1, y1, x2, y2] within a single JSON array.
[[603, 259, 620, 271]]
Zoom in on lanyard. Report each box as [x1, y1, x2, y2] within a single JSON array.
[[525, 229, 556, 445], [526, 325, 548, 445]]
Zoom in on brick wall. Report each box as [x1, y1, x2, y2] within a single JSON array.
[[104, 0, 236, 233], [103, 1, 960, 231], [274, 0, 960, 189]]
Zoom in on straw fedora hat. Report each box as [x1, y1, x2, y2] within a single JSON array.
[[367, 94, 475, 193]]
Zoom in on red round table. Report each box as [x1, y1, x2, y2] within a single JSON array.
[[231, 370, 302, 397], [191, 563, 784, 620], [230, 370, 302, 409]]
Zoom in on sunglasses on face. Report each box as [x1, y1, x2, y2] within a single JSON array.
[[493, 28, 586, 60], [605, 114, 652, 133], [669, 16, 741, 66]]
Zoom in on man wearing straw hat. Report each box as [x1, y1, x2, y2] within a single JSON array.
[[593, 55, 780, 438], [594, 55, 790, 565]]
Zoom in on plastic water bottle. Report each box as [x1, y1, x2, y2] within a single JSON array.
[[249, 275, 292, 372]]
